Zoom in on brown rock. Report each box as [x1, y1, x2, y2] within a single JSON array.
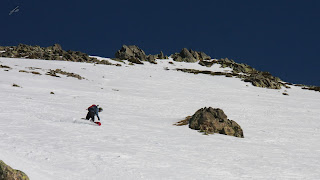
[[171, 48, 211, 62], [115, 45, 147, 61], [0, 160, 29, 180], [189, 107, 244, 138]]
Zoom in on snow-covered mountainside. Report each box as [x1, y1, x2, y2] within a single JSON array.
[[0, 57, 319, 179]]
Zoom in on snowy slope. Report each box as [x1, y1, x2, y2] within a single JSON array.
[[0, 57, 319, 180]]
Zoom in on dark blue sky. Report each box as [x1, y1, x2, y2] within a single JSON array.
[[2, 0, 320, 86]]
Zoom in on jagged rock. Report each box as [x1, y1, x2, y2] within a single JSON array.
[[181, 48, 196, 62], [115, 45, 147, 62], [146, 54, 158, 62], [218, 58, 256, 74], [190, 50, 199, 60], [171, 48, 211, 62], [301, 86, 320, 92], [198, 51, 211, 60], [198, 59, 217, 67], [0, 160, 30, 180], [51, 44, 63, 53], [0, 44, 112, 65], [46, 69, 85, 80], [217, 58, 284, 89], [243, 72, 283, 89], [115, 45, 168, 63], [128, 57, 143, 65], [171, 48, 195, 62], [189, 107, 244, 138], [158, 51, 167, 59]]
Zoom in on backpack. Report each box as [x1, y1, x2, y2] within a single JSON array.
[[88, 104, 97, 111]]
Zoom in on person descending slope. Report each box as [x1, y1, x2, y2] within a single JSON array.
[[86, 104, 103, 126]]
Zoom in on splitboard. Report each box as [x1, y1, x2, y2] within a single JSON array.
[[80, 118, 101, 126]]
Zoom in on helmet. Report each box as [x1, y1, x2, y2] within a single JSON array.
[[98, 107, 103, 112]]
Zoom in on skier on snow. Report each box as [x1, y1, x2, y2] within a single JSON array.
[[86, 104, 103, 122]]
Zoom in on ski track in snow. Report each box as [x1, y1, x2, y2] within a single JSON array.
[[0, 57, 320, 180]]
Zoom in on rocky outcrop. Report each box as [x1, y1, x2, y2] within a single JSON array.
[[128, 57, 144, 65], [217, 58, 285, 89], [176, 68, 237, 77], [218, 58, 257, 74], [0, 44, 113, 65], [46, 69, 85, 80], [158, 51, 167, 59], [115, 45, 168, 64], [115, 45, 147, 61], [242, 72, 283, 89], [189, 107, 244, 138], [171, 48, 211, 62], [301, 86, 320, 92], [0, 64, 11, 69], [0, 160, 29, 180], [198, 59, 217, 67]]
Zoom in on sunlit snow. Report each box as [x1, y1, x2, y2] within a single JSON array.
[[0, 57, 319, 179]]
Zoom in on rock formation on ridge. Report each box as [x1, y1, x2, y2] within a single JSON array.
[[115, 45, 168, 64], [171, 48, 211, 62]]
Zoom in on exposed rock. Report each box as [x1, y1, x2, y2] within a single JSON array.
[[31, 71, 41, 75], [243, 72, 283, 89], [0, 44, 113, 65], [146, 54, 158, 63], [0, 65, 11, 69], [218, 58, 284, 89], [198, 59, 217, 67], [158, 51, 167, 59], [301, 86, 320, 92], [176, 68, 236, 78], [45, 70, 60, 78], [190, 50, 199, 60], [46, 69, 85, 80], [171, 48, 211, 62], [115, 45, 168, 63], [173, 116, 191, 126], [218, 58, 257, 74], [172, 48, 197, 62], [198, 51, 211, 60], [128, 57, 144, 65], [51, 44, 63, 53], [188, 107, 244, 138], [0, 160, 29, 180], [12, 83, 21, 87], [115, 45, 147, 62]]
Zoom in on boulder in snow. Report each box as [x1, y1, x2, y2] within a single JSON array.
[[0, 160, 29, 180], [188, 107, 244, 138]]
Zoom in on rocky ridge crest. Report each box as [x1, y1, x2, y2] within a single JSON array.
[[0, 44, 114, 65]]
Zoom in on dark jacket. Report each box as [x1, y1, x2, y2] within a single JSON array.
[[88, 105, 100, 120]]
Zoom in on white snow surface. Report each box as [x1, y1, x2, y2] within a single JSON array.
[[0, 57, 320, 180]]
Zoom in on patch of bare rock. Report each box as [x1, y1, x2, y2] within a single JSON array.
[[0, 160, 29, 180], [176, 107, 244, 138], [115, 45, 168, 64], [0, 44, 117, 66]]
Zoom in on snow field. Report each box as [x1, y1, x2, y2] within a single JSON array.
[[0, 57, 319, 179]]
